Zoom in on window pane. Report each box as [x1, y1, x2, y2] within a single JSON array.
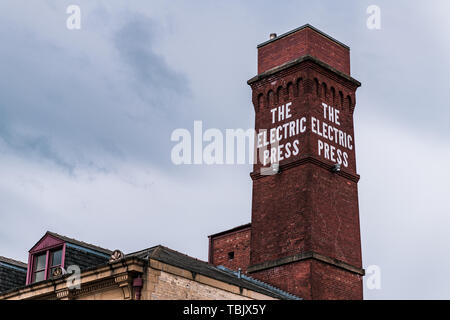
[[34, 253, 46, 271], [51, 249, 62, 267], [34, 270, 45, 283]]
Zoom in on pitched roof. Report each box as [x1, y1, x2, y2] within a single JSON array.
[[208, 223, 251, 238], [0, 256, 27, 270], [46, 231, 113, 255], [257, 23, 350, 49], [127, 245, 301, 300]]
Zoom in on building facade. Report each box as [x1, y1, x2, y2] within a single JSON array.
[[0, 231, 297, 300]]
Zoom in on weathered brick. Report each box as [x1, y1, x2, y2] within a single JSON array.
[[257, 25, 351, 75], [209, 224, 251, 272]]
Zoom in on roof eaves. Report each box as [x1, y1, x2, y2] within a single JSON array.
[[0, 256, 27, 270], [247, 55, 361, 86]]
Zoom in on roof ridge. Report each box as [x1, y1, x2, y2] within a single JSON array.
[[46, 231, 113, 255], [156, 245, 209, 264], [125, 245, 160, 258], [126, 245, 210, 265], [0, 255, 27, 269], [257, 23, 350, 49]]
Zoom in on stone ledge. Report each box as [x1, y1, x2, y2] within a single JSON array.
[[247, 251, 365, 276], [247, 55, 361, 87], [250, 156, 360, 183]]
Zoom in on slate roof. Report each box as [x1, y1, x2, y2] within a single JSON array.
[[46, 231, 113, 255], [0, 256, 27, 270], [1, 233, 301, 300], [0, 256, 27, 294], [127, 245, 301, 300]]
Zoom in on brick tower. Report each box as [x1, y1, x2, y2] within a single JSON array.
[[209, 24, 364, 300]]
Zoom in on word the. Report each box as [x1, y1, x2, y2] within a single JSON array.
[[270, 102, 292, 123]]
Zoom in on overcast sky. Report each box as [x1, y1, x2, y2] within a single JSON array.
[[1, 0, 449, 299]]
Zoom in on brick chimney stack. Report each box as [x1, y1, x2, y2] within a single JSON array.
[[209, 24, 364, 300]]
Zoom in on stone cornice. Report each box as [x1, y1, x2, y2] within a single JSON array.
[[247, 55, 361, 88], [250, 156, 360, 183], [0, 257, 145, 300], [247, 251, 365, 276]]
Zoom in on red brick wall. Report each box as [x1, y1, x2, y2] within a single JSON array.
[[250, 164, 362, 268], [309, 260, 363, 300], [258, 27, 350, 75], [251, 261, 313, 299], [209, 226, 251, 272], [251, 260, 363, 300], [250, 167, 309, 266]]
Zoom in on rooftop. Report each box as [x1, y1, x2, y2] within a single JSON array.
[[1, 232, 300, 300], [39, 231, 113, 255], [208, 223, 251, 238], [0, 256, 27, 270], [257, 23, 349, 49], [127, 244, 300, 300]]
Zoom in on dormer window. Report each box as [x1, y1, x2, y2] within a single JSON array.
[[31, 248, 63, 283], [32, 253, 47, 283], [26, 231, 111, 285]]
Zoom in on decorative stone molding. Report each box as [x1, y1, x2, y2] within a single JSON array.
[[114, 274, 129, 283], [52, 266, 66, 278], [56, 289, 72, 300], [1, 256, 145, 300], [247, 251, 365, 275], [73, 278, 116, 298], [109, 249, 125, 263], [115, 274, 132, 300]]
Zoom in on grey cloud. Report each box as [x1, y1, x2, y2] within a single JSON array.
[[0, 6, 189, 171], [113, 15, 187, 99]]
